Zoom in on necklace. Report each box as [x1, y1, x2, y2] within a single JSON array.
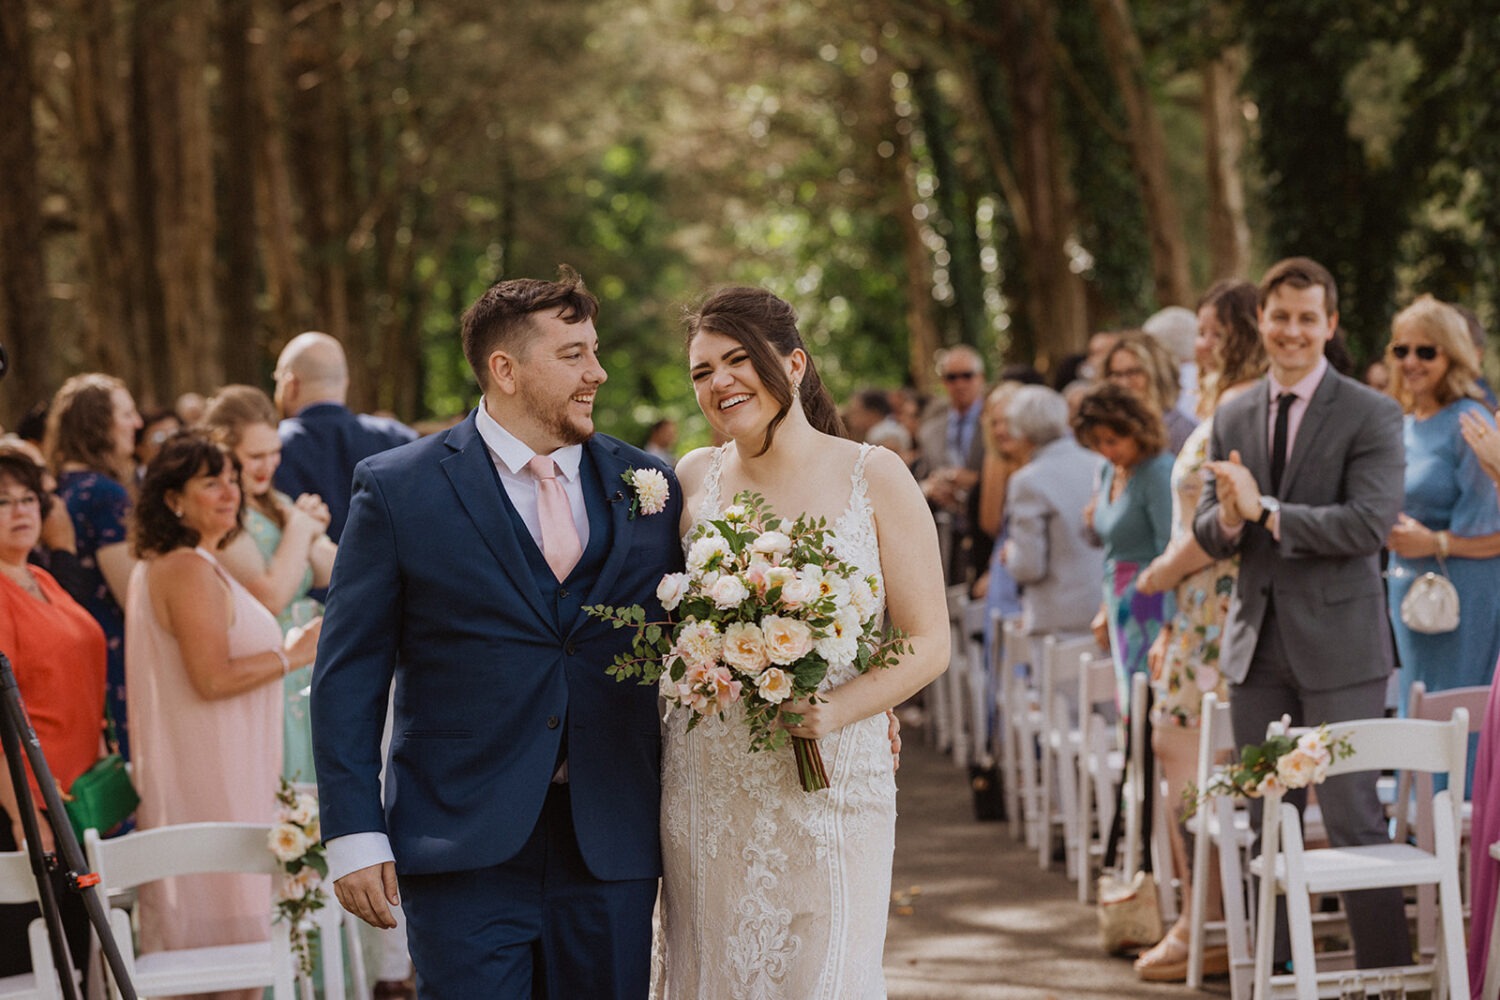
[[1, 562, 45, 601]]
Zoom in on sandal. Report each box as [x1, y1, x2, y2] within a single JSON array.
[[1133, 919, 1234, 982]]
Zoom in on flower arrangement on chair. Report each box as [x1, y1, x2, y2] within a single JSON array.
[[268, 777, 329, 978], [1185, 718, 1354, 817]]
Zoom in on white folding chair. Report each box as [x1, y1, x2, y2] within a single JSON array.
[[1187, 693, 1253, 997], [1037, 634, 1094, 871], [999, 619, 1044, 845], [1395, 681, 1487, 964], [935, 583, 972, 763], [1250, 712, 1470, 1000], [85, 823, 305, 1000], [1075, 652, 1124, 901], [0, 850, 65, 1000]]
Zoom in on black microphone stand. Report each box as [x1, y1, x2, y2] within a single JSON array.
[[0, 650, 136, 999]]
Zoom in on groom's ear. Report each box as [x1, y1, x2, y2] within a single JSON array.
[[488, 350, 518, 395]]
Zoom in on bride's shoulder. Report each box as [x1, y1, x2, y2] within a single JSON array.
[[674, 446, 718, 491], [859, 443, 927, 505]]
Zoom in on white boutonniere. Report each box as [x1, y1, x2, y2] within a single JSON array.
[[623, 467, 670, 518]]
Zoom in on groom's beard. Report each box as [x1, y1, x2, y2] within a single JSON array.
[[520, 379, 596, 446]]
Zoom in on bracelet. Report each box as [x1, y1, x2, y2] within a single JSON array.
[[274, 648, 291, 676], [1436, 530, 1451, 559]]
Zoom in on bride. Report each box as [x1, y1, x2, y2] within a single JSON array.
[[659, 287, 950, 998]]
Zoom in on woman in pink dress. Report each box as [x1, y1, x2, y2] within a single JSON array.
[[125, 431, 321, 1000]]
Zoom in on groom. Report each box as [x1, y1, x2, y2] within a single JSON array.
[[311, 268, 683, 998]]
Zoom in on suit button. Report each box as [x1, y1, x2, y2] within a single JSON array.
[[547, 716, 560, 729], [559, 588, 570, 598], [565, 642, 577, 655]]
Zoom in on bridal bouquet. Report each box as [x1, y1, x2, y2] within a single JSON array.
[[587, 491, 910, 792], [1184, 719, 1353, 817], [268, 778, 328, 977]]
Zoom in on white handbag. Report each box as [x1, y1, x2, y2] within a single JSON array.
[[1400, 558, 1460, 635]]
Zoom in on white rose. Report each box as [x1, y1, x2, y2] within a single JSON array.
[[1275, 748, 1321, 789], [761, 615, 815, 665], [673, 620, 722, 667], [847, 576, 877, 621], [755, 667, 794, 704], [764, 566, 796, 592], [814, 608, 862, 667], [686, 534, 731, 573], [656, 572, 691, 611], [285, 793, 318, 827], [722, 622, 770, 672], [778, 577, 818, 609], [750, 530, 793, 558], [629, 468, 670, 515], [709, 574, 750, 610], [268, 822, 311, 863]]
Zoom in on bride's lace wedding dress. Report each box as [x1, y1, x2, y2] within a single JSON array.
[[656, 443, 897, 999]]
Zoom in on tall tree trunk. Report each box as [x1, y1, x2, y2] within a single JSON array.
[[220, 0, 264, 384], [0, 0, 52, 424], [134, 0, 222, 399], [68, 0, 146, 396], [248, 0, 312, 346], [284, 0, 352, 354], [1089, 0, 1192, 307], [1202, 44, 1251, 281], [991, 0, 1088, 364]]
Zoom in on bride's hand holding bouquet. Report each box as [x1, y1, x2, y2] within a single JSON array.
[[588, 490, 911, 791]]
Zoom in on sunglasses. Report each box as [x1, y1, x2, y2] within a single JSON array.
[[1391, 344, 1439, 361], [942, 371, 980, 383]]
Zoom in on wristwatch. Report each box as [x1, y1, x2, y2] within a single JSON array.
[[1256, 495, 1281, 528]]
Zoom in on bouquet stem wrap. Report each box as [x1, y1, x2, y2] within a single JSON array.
[[793, 736, 829, 792]]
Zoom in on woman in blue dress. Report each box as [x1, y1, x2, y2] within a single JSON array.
[[1074, 383, 1175, 709], [44, 373, 142, 759], [204, 385, 334, 782], [1383, 295, 1500, 711]]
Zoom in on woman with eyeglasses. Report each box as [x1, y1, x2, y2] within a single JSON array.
[[0, 452, 106, 982], [1102, 331, 1198, 455], [1382, 295, 1500, 713]]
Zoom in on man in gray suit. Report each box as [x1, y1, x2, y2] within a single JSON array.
[[918, 345, 990, 584], [1193, 256, 1408, 966], [998, 385, 1103, 640]]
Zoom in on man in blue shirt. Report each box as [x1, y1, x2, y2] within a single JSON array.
[[273, 331, 419, 542]]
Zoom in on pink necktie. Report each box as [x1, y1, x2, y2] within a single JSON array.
[[527, 455, 582, 581]]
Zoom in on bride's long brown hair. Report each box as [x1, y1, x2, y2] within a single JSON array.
[[685, 287, 844, 456]]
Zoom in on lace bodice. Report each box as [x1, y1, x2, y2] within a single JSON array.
[[658, 441, 894, 1000]]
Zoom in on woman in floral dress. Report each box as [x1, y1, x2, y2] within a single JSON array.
[[1131, 280, 1265, 981]]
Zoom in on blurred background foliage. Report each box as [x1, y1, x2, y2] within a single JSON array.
[[3, 0, 1499, 440]]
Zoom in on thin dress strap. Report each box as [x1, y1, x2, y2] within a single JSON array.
[[696, 445, 729, 521]]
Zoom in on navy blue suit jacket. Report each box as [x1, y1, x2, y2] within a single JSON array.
[[310, 412, 683, 880], [276, 402, 419, 542]]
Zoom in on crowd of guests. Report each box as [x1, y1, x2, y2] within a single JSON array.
[[845, 260, 1500, 990], [0, 333, 417, 993], [5, 253, 1500, 993]]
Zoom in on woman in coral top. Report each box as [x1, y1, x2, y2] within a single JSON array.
[[0, 451, 107, 980]]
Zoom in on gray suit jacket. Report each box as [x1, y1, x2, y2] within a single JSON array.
[[1192, 368, 1404, 691], [1005, 436, 1105, 636]]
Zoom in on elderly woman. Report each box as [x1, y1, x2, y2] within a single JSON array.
[[0, 452, 107, 981], [1075, 383, 1174, 709], [997, 385, 1104, 640], [1129, 279, 1266, 981], [202, 385, 335, 782], [1103, 331, 1198, 455], [1382, 295, 1500, 708], [126, 431, 320, 997], [44, 373, 142, 759]]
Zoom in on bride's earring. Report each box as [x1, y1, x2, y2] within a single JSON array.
[[791, 378, 803, 399]]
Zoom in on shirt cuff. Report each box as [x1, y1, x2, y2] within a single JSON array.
[[326, 832, 395, 883]]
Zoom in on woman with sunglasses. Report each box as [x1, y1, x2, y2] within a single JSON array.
[[1383, 295, 1500, 715]]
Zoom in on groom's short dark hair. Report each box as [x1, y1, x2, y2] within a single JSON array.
[[462, 265, 600, 389]]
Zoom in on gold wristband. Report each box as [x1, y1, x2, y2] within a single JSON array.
[[1436, 531, 1451, 559], [274, 648, 291, 676]]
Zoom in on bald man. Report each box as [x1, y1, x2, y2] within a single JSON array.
[[273, 332, 419, 542]]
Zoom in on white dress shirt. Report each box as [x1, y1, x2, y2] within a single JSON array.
[[325, 405, 587, 884]]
